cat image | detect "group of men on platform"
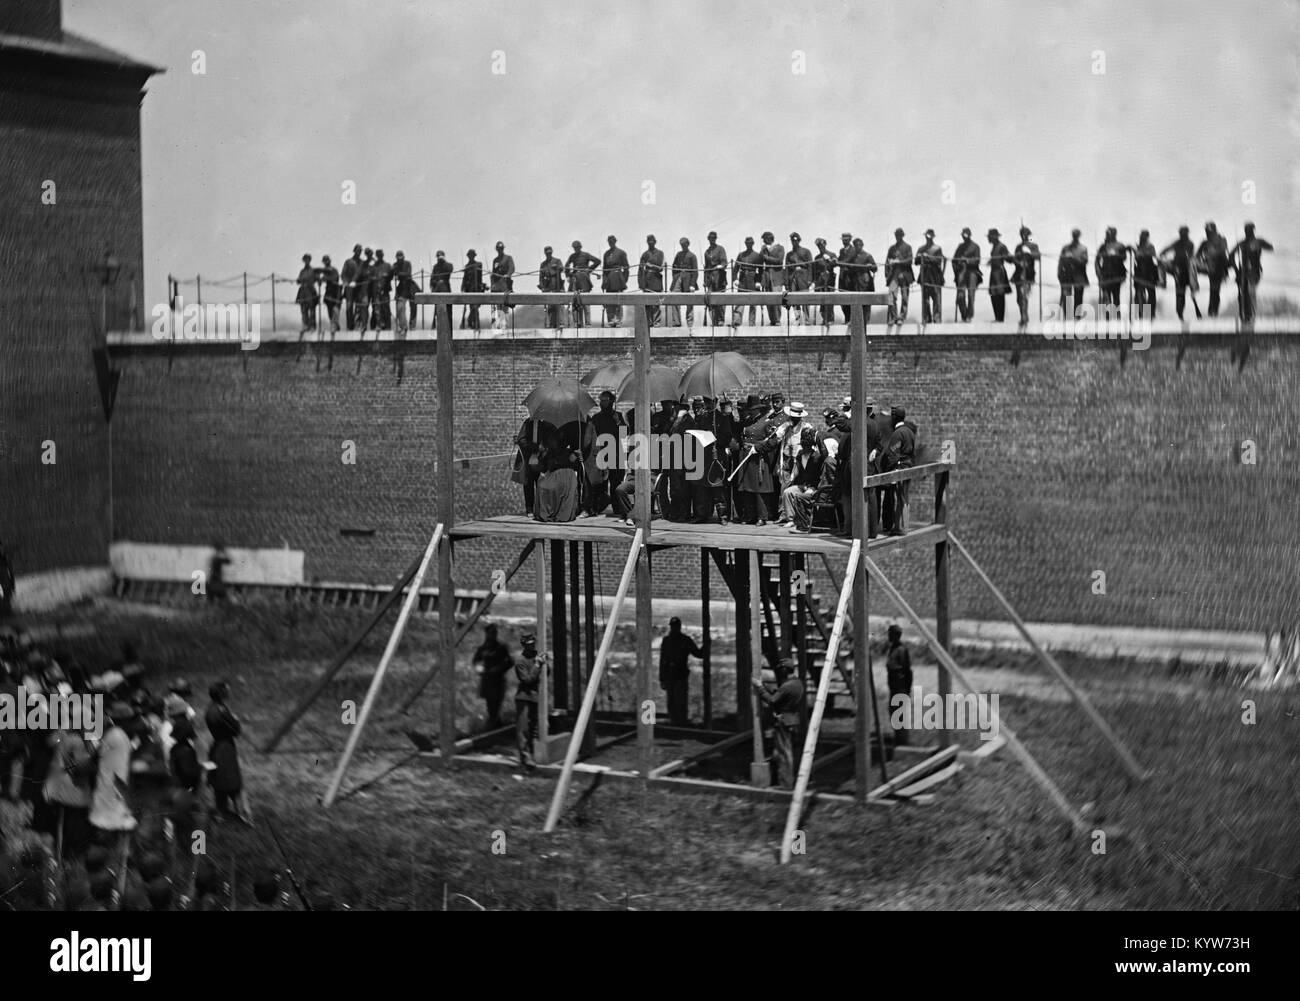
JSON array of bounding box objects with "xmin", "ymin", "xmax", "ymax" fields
[
  {"xmin": 511, "ymin": 392, "xmax": 918, "ymax": 539},
  {"xmin": 290, "ymin": 221, "xmax": 1275, "ymax": 336}
]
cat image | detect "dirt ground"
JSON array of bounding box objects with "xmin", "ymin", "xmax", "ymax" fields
[{"xmin": 6, "ymin": 595, "xmax": 1298, "ymax": 910}]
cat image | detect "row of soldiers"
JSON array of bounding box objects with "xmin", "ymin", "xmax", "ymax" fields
[{"xmin": 291, "ymin": 222, "xmax": 1275, "ymax": 335}]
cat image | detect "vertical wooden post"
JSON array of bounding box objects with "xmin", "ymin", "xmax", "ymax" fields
[
  {"xmin": 934, "ymin": 468, "xmax": 952, "ymax": 748},
  {"xmin": 778, "ymin": 553, "xmax": 793, "ymax": 658},
  {"xmin": 794, "ymin": 552, "xmax": 809, "ymax": 728},
  {"xmin": 536, "ymin": 538, "xmax": 549, "ymax": 749},
  {"xmin": 436, "ymin": 302, "xmax": 457, "ymax": 761},
  {"xmin": 633, "ymin": 302, "xmax": 654, "ymax": 778},
  {"xmin": 269, "ymin": 273, "xmax": 276, "ymax": 333},
  {"xmin": 749, "ymin": 549, "xmax": 768, "ymax": 787},
  {"xmin": 550, "ymin": 539, "xmax": 568, "ymax": 710},
  {"xmin": 735, "ymin": 549, "xmax": 751, "ymax": 728},
  {"xmin": 850, "ymin": 304, "xmax": 872, "ymax": 801},
  {"xmin": 569, "ymin": 540, "xmax": 580, "ymax": 716},
  {"xmin": 701, "ymin": 548, "xmax": 712, "ymax": 730},
  {"xmin": 582, "ymin": 541, "xmax": 597, "ymax": 756}
]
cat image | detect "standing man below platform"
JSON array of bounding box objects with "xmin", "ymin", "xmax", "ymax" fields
[
  {"xmin": 761, "ymin": 231, "xmax": 786, "ymax": 326},
  {"xmin": 514, "ymin": 632, "xmax": 543, "ymax": 772},
  {"xmin": 786, "ymin": 233, "xmax": 814, "ymax": 324},
  {"xmin": 812, "ymin": 237, "xmax": 838, "ymax": 327},
  {"xmin": 752, "ymin": 657, "xmax": 805, "ymax": 789},
  {"xmin": 1012, "ymin": 226, "xmax": 1040, "ymax": 326},
  {"xmin": 472, "ymin": 623, "xmax": 513, "ymax": 731},
  {"xmin": 1230, "ymin": 222, "xmax": 1274, "ymax": 323},
  {"xmin": 986, "ymin": 230, "xmax": 1010, "ymax": 323},
  {"xmin": 538, "ymin": 246, "xmax": 565, "ymax": 329},
  {"xmin": 885, "ymin": 624, "xmax": 913, "ymax": 746},
  {"xmin": 638, "ymin": 235, "xmax": 665, "ymax": 326},
  {"xmin": 601, "ymin": 235, "xmax": 629, "ymax": 326},
  {"xmin": 461, "ymin": 249, "xmax": 484, "ymax": 330},
  {"xmin": 703, "ymin": 232, "xmax": 728, "ymax": 326},
  {"xmin": 565, "ymin": 240, "xmax": 601, "ymax": 328},
  {"xmin": 953, "ymin": 228, "xmax": 981, "ymax": 322},
  {"xmin": 885, "ymin": 229, "xmax": 913, "ymax": 326},
  {"xmin": 670, "ymin": 237, "xmax": 698, "ymax": 328},
  {"xmin": 491, "ymin": 241, "xmax": 515, "ymax": 329},
  {"xmin": 916, "ymin": 229, "xmax": 946, "ymax": 324},
  {"xmin": 1057, "ymin": 229, "xmax": 1089, "ymax": 320},
  {"xmin": 659, "ymin": 617, "xmax": 703, "ymax": 728},
  {"xmin": 732, "ymin": 237, "xmax": 762, "ymax": 328}
]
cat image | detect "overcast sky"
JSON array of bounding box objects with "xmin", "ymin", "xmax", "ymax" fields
[{"xmin": 67, "ymin": 0, "xmax": 1299, "ymax": 299}]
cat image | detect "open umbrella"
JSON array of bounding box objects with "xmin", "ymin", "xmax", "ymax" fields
[
  {"xmin": 615, "ymin": 364, "xmax": 683, "ymax": 405},
  {"xmin": 523, "ymin": 377, "xmax": 596, "ymax": 426},
  {"xmin": 677, "ymin": 351, "xmax": 757, "ymax": 400},
  {"xmin": 580, "ymin": 360, "xmax": 633, "ymax": 391}
]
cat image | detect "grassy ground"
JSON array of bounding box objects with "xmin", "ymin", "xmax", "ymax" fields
[{"xmin": 9, "ymin": 595, "xmax": 1299, "ymax": 910}]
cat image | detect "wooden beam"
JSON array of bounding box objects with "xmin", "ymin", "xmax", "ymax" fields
[
  {"xmin": 633, "ymin": 300, "xmax": 654, "ymax": 781},
  {"xmin": 850, "ymin": 303, "xmax": 872, "ymax": 805},
  {"xmin": 863, "ymin": 460, "xmax": 957, "ymax": 489},
  {"xmin": 648, "ymin": 728, "xmax": 753, "ymax": 778},
  {"xmin": 543, "ymin": 530, "xmax": 643, "ymax": 832},
  {"xmin": 893, "ymin": 761, "xmax": 962, "ymax": 798},
  {"xmin": 263, "ymin": 550, "xmax": 422, "ymax": 752},
  {"xmin": 436, "ymin": 300, "xmax": 457, "ymax": 763},
  {"xmin": 323, "ymin": 524, "xmax": 443, "ymax": 807},
  {"xmin": 947, "ymin": 531, "xmax": 1150, "ymax": 781},
  {"xmin": 551, "ymin": 539, "xmax": 567, "ymax": 710},
  {"xmin": 701, "ymin": 548, "xmax": 712, "ymax": 730},
  {"xmin": 569, "ymin": 540, "xmax": 581, "ymax": 714},
  {"xmin": 748, "ymin": 550, "xmax": 768, "ymax": 787},
  {"xmin": 866, "ymin": 745, "xmax": 959, "ymax": 800},
  {"xmin": 536, "ymin": 541, "xmax": 549, "ymax": 749},
  {"xmin": 395, "ymin": 540, "xmax": 535, "ymax": 715},
  {"xmin": 934, "ymin": 467, "xmax": 952, "ymax": 749},
  {"xmin": 781, "ymin": 540, "xmax": 860, "ymax": 863},
  {"xmin": 811, "ymin": 742, "xmax": 855, "ymax": 773},
  {"xmin": 582, "ymin": 541, "xmax": 597, "ymax": 757},
  {"xmin": 863, "ymin": 555, "xmax": 1090, "ymax": 835}
]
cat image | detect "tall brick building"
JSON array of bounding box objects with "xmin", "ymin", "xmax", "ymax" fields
[{"xmin": 0, "ymin": 0, "xmax": 159, "ymax": 590}]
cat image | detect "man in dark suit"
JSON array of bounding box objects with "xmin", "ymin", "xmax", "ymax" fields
[
  {"xmin": 732, "ymin": 237, "xmax": 762, "ymax": 328},
  {"xmin": 659, "ymin": 617, "xmax": 703, "ymax": 727},
  {"xmin": 461, "ymin": 249, "xmax": 484, "ymax": 330},
  {"xmin": 340, "ymin": 244, "xmax": 363, "ymax": 330},
  {"xmin": 881, "ymin": 405, "xmax": 916, "ymax": 536},
  {"xmin": 670, "ymin": 237, "xmax": 698, "ymax": 328},
  {"xmin": 702, "ymin": 231, "xmax": 728, "ymax": 326},
  {"xmin": 837, "ymin": 232, "xmax": 856, "ymax": 323},
  {"xmin": 491, "ymin": 241, "xmax": 515, "ymax": 328},
  {"xmin": 538, "ymin": 246, "xmax": 565, "ymax": 328},
  {"xmin": 319, "ymin": 255, "xmax": 343, "ymax": 333},
  {"xmin": 812, "ymin": 238, "xmax": 838, "ymax": 326},
  {"xmin": 1012, "ymin": 226, "xmax": 1040, "ymax": 326},
  {"xmin": 785, "ymin": 233, "xmax": 813, "ymax": 324},
  {"xmin": 915, "ymin": 229, "xmax": 946, "ymax": 324},
  {"xmin": 689, "ymin": 396, "xmax": 734, "ymax": 524},
  {"xmin": 638, "ymin": 235, "xmax": 665, "ymax": 326},
  {"xmin": 371, "ymin": 249, "xmax": 393, "ymax": 330},
  {"xmin": 953, "ymin": 228, "xmax": 981, "ymax": 322},
  {"xmin": 1197, "ymin": 221, "xmax": 1231, "ymax": 318},
  {"xmin": 885, "ymin": 229, "xmax": 913, "ymax": 325},
  {"xmin": 601, "ymin": 235, "xmax": 629, "ymax": 326},
  {"xmin": 565, "ymin": 240, "xmax": 601, "ymax": 327},
  {"xmin": 1057, "ymin": 229, "xmax": 1089, "ymax": 320},
  {"xmin": 760, "ymin": 232, "xmax": 786, "ymax": 325},
  {"xmin": 986, "ymin": 230, "xmax": 1011, "ymax": 323}
]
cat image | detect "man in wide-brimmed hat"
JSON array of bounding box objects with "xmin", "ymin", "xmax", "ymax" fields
[
  {"xmin": 775, "ymin": 401, "xmax": 811, "ymax": 502},
  {"xmin": 986, "ymin": 229, "xmax": 1011, "ymax": 322}
]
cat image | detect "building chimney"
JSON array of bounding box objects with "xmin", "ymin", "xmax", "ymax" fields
[{"xmin": 0, "ymin": 0, "xmax": 62, "ymax": 41}]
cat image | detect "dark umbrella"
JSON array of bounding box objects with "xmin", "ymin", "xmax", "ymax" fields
[
  {"xmin": 615, "ymin": 365, "xmax": 683, "ymax": 405},
  {"xmin": 580, "ymin": 360, "xmax": 633, "ymax": 391},
  {"xmin": 523, "ymin": 377, "xmax": 596, "ymax": 426},
  {"xmin": 677, "ymin": 351, "xmax": 757, "ymax": 400}
]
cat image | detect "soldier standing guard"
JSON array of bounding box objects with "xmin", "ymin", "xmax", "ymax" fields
[
  {"xmin": 1094, "ymin": 227, "xmax": 1128, "ymax": 317},
  {"xmin": 601, "ymin": 235, "xmax": 629, "ymax": 326},
  {"xmin": 538, "ymin": 246, "xmax": 564, "ymax": 328},
  {"xmin": 1057, "ymin": 229, "xmax": 1089, "ymax": 320},
  {"xmin": 1132, "ymin": 231, "xmax": 1159, "ymax": 320},
  {"xmin": 760, "ymin": 231, "xmax": 786, "ymax": 325},
  {"xmin": 564, "ymin": 240, "xmax": 601, "ymax": 327},
  {"xmin": 1161, "ymin": 226, "xmax": 1199, "ymax": 321},
  {"xmin": 952, "ymin": 228, "xmax": 981, "ymax": 322},
  {"xmin": 1012, "ymin": 226, "xmax": 1040, "ymax": 326},
  {"xmin": 371, "ymin": 249, "xmax": 393, "ymax": 330},
  {"xmin": 986, "ymin": 230, "xmax": 1010, "ymax": 322},
  {"xmin": 461, "ymin": 249, "xmax": 484, "ymax": 329},
  {"xmin": 752, "ymin": 658, "xmax": 805, "ymax": 789},
  {"xmin": 916, "ymin": 229, "xmax": 946, "ymax": 324},
  {"xmin": 702, "ymin": 231, "xmax": 728, "ymax": 325},
  {"xmin": 659, "ymin": 617, "xmax": 703, "ymax": 727},
  {"xmin": 732, "ymin": 236, "xmax": 762, "ymax": 327},
  {"xmin": 358, "ymin": 248, "xmax": 375, "ymax": 331},
  {"xmin": 638, "ymin": 235, "xmax": 665, "ymax": 326},
  {"xmin": 1197, "ymin": 222, "xmax": 1231, "ymax": 317},
  {"xmin": 295, "ymin": 254, "xmax": 318, "ymax": 333},
  {"xmin": 471, "ymin": 623, "xmax": 513, "ymax": 730},
  {"xmin": 340, "ymin": 244, "xmax": 363, "ymax": 330},
  {"xmin": 851, "ymin": 238, "xmax": 878, "ymax": 325},
  {"xmin": 885, "ymin": 624, "xmax": 912, "ymax": 746},
  {"xmin": 1230, "ymin": 222, "xmax": 1274, "ymax": 323},
  {"xmin": 670, "ymin": 237, "xmax": 698, "ymax": 328},
  {"xmin": 319, "ymin": 255, "xmax": 342, "ymax": 333},
  {"xmin": 885, "ymin": 228, "xmax": 913, "ymax": 326},
  {"xmin": 836, "ymin": 232, "xmax": 856, "ymax": 324},
  {"xmin": 514, "ymin": 632, "xmax": 543, "ymax": 771},
  {"xmin": 812, "ymin": 237, "xmax": 837, "ymax": 327},
  {"xmin": 490, "ymin": 241, "xmax": 515, "ymax": 329},
  {"xmin": 785, "ymin": 233, "xmax": 813, "ymax": 324}
]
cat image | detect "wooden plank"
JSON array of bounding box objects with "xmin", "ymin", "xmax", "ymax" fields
[
  {"xmin": 569, "ymin": 540, "xmax": 580, "ymax": 714},
  {"xmin": 582, "ymin": 541, "xmax": 597, "ymax": 757},
  {"xmin": 934, "ymin": 467, "xmax": 952, "ymax": 749},
  {"xmin": 633, "ymin": 301, "xmax": 654, "ymax": 781},
  {"xmin": 263, "ymin": 550, "xmax": 423, "ymax": 752},
  {"xmin": 850, "ymin": 304, "xmax": 872, "ymax": 805},
  {"xmin": 551, "ymin": 539, "xmax": 568, "ymax": 710},
  {"xmin": 781, "ymin": 540, "xmax": 859, "ymax": 863},
  {"xmin": 863, "ymin": 556, "xmax": 1090, "ymax": 834},
  {"xmin": 536, "ymin": 542, "xmax": 549, "ymax": 750},
  {"xmin": 436, "ymin": 301, "xmax": 457, "ymax": 762},
  {"xmin": 863, "ymin": 460, "xmax": 957, "ymax": 489},
  {"xmin": 543, "ymin": 530, "xmax": 643, "ymax": 832},
  {"xmin": 893, "ymin": 761, "xmax": 962, "ymax": 798},
  {"xmin": 748, "ymin": 551, "xmax": 768, "ymax": 787},
  {"xmin": 810, "ymin": 742, "xmax": 855, "ymax": 772},
  {"xmin": 948, "ymin": 530, "xmax": 1150, "ymax": 781},
  {"xmin": 701, "ymin": 549, "xmax": 712, "ymax": 730},
  {"xmin": 323, "ymin": 524, "xmax": 443, "ymax": 807},
  {"xmin": 866, "ymin": 744, "xmax": 959, "ymax": 800},
  {"xmin": 415, "ymin": 291, "xmax": 891, "ymax": 308},
  {"xmin": 649, "ymin": 728, "xmax": 753, "ymax": 778}
]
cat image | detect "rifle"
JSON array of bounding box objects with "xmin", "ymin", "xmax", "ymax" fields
[{"xmin": 266, "ymin": 817, "xmax": 314, "ymax": 911}]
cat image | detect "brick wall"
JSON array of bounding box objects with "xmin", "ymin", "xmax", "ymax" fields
[{"xmin": 106, "ymin": 330, "xmax": 1300, "ymax": 633}]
